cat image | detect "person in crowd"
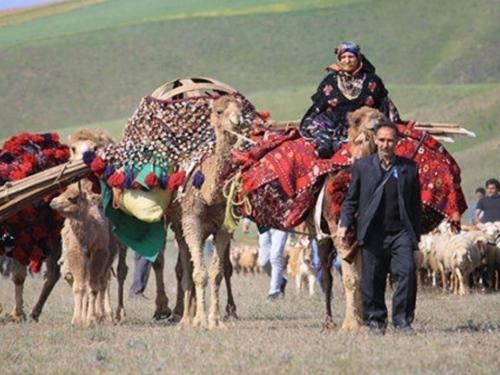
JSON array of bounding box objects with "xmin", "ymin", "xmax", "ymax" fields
[
  {"xmin": 470, "ymin": 187, "xmax": 485, "ymax": 224},
  {"xmin": 257, "ymin": 228, "xmax": 289, "ymax": 302},
  {"xmin": 476, "ymin": 178, "xmax": 500, "ymax": 224}
]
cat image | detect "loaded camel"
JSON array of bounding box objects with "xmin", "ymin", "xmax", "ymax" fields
[
  {"xmin": 309, "ymin": 107, "xmax": 383, "ymax": 331},
  {"xmin": 171, "ymin": 95, "xmax": 246, "ymax": 329}
]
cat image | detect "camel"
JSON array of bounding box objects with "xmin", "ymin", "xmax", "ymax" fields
[
  {"xmin": 66, "ymin": 128, "xmax": 129, "ymax": 321},
  {"xmin": 173, "ymin": 95, "xmax": 246, "ymax": 329},
  {"xmin": 50, "ymin": 181, "xmax": 114, "ymax": 325},
  {"xmin": 305, "ymin": 107, "xmax": 386, "ymax": 331},
  {"xmin": 7, "ymin": 222, "xmax": 62, "ymax": 322}
]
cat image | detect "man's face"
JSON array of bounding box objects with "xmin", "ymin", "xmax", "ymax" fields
[
  {"xmin": 475, "ymin": 191, "xmax": 485, "ymax": 201},
  {"xmin": 486, "ymin": 184, "xmax": 499, "ymax": 197},
  {"xmin": 375, "ymin": 126, "xmax": 397, "ymax": 159},
  {"xmin": 339, "ymin": 52, "xmax": 360, "ymax": 73}
]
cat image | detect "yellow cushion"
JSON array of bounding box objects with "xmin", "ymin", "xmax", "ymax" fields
[{"xmin": 119, "ymin": 188, "xmax": 172, "ymax": 223}]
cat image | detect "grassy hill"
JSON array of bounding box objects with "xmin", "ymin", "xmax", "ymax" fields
[{"xmin": 0, "ymin": 0, "xmax": 499, "ymax": 205}]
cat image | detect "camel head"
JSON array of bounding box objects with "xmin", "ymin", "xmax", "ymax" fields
[
  {"xmin": 347, "ymin": 107, "xmax": 388, "ymax": 159},
  {"xmin": 210, "ymin": 96, "xmax": 244, "ymax": 143},
  {"xmin": 68, "ymin": 128, "xmax": 114, "ymax": 161},
  {"xmin": 50, "ymin": 181, "xmax": 95, "ymax": 218}
]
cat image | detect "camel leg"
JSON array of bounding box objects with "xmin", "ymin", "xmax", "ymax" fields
[
  {"xmin": 318, "ymin": 238, "xmax": 336, "ymax": 331},
  {"xmin": 208, "ymin": 231, "xmax": 230, "ymax": 329},
  {"xmin": 170, "ymin": 221, "xmax": 190, "ymax": 320},
  {"xmin": 87, "ymin": 253, "xmax": 107, "ymax": 325},
  {"xmin": 340, "ymin": 252, "xmax": 364, "ymax": 331},
  {"xmin": 71, "ymin": 280, "xmax": 86, "ymax": 326},
  {"xmin": 115, "ymin": 243, "xmax": 127, "ymax": 321},
  {"xmin": 223, "ymin": 242, "xmax": 238, "ymax": 320},
  {"xmin": 178, "ymin": 240, "xmax": 195, "ymax": 327},
  {"xmin": 308, "ymin": 274, "xmax": 316, "ymax": 296},
  {"xmin": 30, "ymin": 240, "xmax": 62, "ymax": 321},
  {"xmin": 295, "ymin": 274, "xmax": 301, "ymax": 295},
  {"xmin": 183, "ymin": 215, "xmax": 208, "ymax": 328},
  {"xmin": 102, "ymin": 273, "xmax": 113, "ymax": 322},
  {"xmin": 86, "ymin": 285, "xmax": 98, "ymax": 326},
  {"xmin": 10, "ymin": 259, "xmax": 27, "ymax": 322},
  {"xmin": 172, "ymin": 251, "xmax": 184, "ymax": 319},
  {"xmin": 152, "ymin": 250, "xmax": 172, "ymax": 320}
]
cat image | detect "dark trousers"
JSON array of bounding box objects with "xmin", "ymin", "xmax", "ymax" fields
[
  {"xmin": 129, "ymin": 253, "xmax": 152, "ymax": 296},
  {"xmin": 362, "ymin": 229, "xmax": 417, "ymax": 326}
]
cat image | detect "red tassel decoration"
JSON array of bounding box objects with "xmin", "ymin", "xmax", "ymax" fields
[
  {"xmin": 145, "ymin": 172, "xmax": 159, "ymax": 189},
  {"xmin": 90, "ymin": 156, "xmax": 106, "ymax": 175},
  {"xmin": 107, "ymin": 171, "xmax": 126, "ymax": 188},
  {"xmin": 167, "ymin": 170, "xmax": 186, "ymax": 191}
]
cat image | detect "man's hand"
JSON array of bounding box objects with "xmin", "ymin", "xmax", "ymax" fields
[{"xmin": 336, "ymin": 226, "xmax": 347, "ymax": 240}]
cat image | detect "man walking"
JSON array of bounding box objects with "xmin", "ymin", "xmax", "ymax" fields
[
  {"xmin": 257, "ymin": 228, "xmax": 289, "ymax": 302},
  {"xmin": 337, "ymin": 120, "xmax": 421, "ymax": 334}
]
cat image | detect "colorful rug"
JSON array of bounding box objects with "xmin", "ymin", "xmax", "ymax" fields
[
  {"xmin": 0, "ymin": 133, "xmax": 69, "ymax": 272},
  {"xmin": 234, "ymin": 123, "xmax": 467, "ymax": 233}
]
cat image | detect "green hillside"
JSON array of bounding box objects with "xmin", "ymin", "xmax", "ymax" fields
[{"xmin": 0, "ymin": 0, "xmax": 499, "ymax": 205}]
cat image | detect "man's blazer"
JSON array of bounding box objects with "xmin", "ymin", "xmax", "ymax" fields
[{"xmin": 339, "ymin": 154, "xmax": 422, "ymax": 247}]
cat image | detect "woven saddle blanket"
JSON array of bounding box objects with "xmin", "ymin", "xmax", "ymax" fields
[{"xmin": 234, "ymin": 124, "xmax": 467, "ymax": 232}]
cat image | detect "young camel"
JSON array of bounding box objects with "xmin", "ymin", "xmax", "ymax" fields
[
  {"xmin": 67, "ymin": 128, "xmax": 129, "ymax": 321},
  {"xmin": 50, "ymin": 181, "xmax": 114, "ymax": 325},
  {"xmin": 177, "ymin": 95, "xmax": 246, "ymax": 329}
]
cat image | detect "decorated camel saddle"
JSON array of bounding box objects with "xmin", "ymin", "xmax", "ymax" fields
[
  {"xmin": 225, "ymin": 107, "xmax": 467, "ymax": 237},
  {"xmin": 81, "ymin": 77, "xmax": 266, "ymax": 260}
]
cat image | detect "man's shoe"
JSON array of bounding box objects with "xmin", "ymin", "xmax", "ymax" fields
[
  {"xmin": 366, "ymin": 320, "xmax": 386, "ymax": 335},
  {"xmin": 280, "ymin": 278, "xmax": 287, "ymax": 295},
  {"xmin": 394, "ymin": 323, "xmax": 414, "ymax": 335},
  {"xmin": 266, "ymin": 292, "xmax": 284, "ymax": 303}
]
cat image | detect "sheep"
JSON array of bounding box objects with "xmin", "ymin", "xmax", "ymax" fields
[
  {"xmin": 285, "ymin": 238, "xmax": 316, "ymax": 296},
  {"xmin": 238, "ymin": 245, "xmax": 260, "ymax": 274}
]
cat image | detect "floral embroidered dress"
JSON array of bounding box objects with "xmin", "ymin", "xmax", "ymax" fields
[{"xmin": 300, "ymin": 57, "xmax": 400, "ymax": 158}]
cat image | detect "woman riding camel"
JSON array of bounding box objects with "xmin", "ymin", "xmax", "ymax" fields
[{"xmin": 300, "ymin": 41, "xmax": 400, "ymax": 158}]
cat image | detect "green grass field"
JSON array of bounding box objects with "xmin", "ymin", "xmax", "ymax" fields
[
  {"xmin": 1, "ymin": 249, "xmax": 500, "ymax": 375},
  {"xmin": 0, "ymin": 0, "xmax": 498, "ymax": 203}
]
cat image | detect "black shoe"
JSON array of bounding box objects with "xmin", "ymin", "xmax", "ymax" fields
[
  {"xmin": 394, "ymin": 322, "xmax": 414, "ymax": 335},
  {"xmin": 266, "ymin": 292, "xmax": 284, "ymax": 303},
  {"xmin": 280, "ymin": 278, "xmax": 287, "ymax": 295},
  {"xmin": 366, "ymin": 320, "xmax": 386, "ymax": 335}
]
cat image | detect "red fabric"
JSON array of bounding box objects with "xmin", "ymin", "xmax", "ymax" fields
[
  {"xmin": 0, "ymin": 132, "xmax": 67, "ymax": 270},
  {"xmin": 145, "ymin": 172, "xmax": 159, "ymax": 189},
  {"xmin": 236, "ymin": 123, "xmax": 467, "ymax": 232},
  {"xmin": 168, "ymin": 170, "xmax": 186, "ymax": 191},
  {"xmin": 107, "ymin": 171, "xmax": 126, "ymax": 188}
]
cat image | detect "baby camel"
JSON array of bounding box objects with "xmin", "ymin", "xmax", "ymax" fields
[{"xmin": 50, "ymin": 181, "xmax": 113, "ymax": 325}]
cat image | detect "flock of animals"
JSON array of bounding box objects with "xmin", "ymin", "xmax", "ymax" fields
[{"xmin": 417, "ymin": 221, "xmax": 500, "ymax": 294}]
